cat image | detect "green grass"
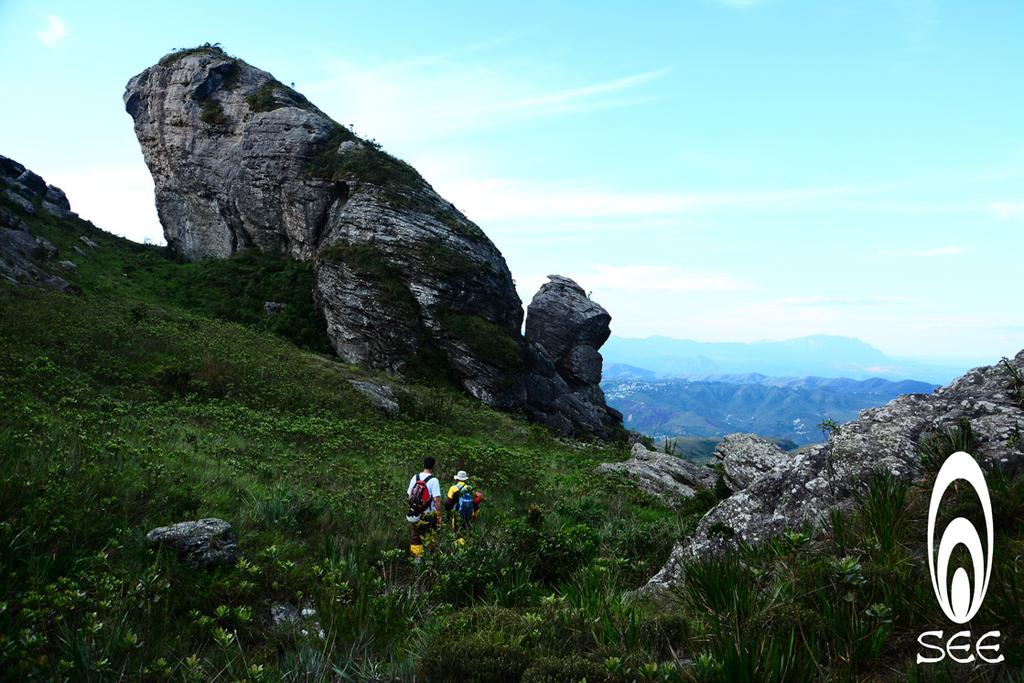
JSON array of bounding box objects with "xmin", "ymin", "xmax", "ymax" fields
[
  {"xmin": 3, "ymin": 200, "xmax": 1023, "ymax": 680},
  {"xmin": 246, "ymin": 80, "xmax": 314, "ymax": 114},
  {"xmin": 438, "ymin": 311, "xmax": 525, "ymax": 371},
  {"xmin": 0, "ymin": 206, "xmax": 699, "ymax": 680}
]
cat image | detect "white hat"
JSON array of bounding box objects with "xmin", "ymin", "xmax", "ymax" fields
[{"xmin": 454, "ymin": 470, "xmax": 468, "ymax": 481}]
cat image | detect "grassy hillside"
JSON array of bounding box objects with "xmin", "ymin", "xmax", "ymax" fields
[
  {"xmin": 0, "ymin": 209, "xmax": 705, "ymax": 681},
  {"xmin": 2, "ymin": 204, "xmax": 1023, "ymax": 681}
]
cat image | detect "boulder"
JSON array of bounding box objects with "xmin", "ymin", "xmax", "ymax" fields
[
  {"xmin": 349, "ymin": 380, "xmax": 400, "ymax": 415},
  {"xmin": 263, "ymin": 301, "xmax": 285, "ymax": 315},
  {"xmin": 644, "ymin": 351, "xmax": 1024, "ymax": 594},
  {"xmin": 598, "ymin": 442, "xmax": 718, "ymax": 506},
  {"xmin": 524, "ymin": 275, "xmax": 621, "ymax": 438},
  {"xmin": 714, "ymin": 433, "xmax": 791, "ymax": 491},
  {"xmin": 145, "ymin": 518, "xmax": 239, "ymax": 568}
]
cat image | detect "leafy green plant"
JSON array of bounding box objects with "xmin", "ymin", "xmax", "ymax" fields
[{"xmin": 1001, "ymin": 356, "xmax": 1024, "ymax": 408}]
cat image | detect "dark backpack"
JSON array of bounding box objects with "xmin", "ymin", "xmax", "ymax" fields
[{"xmin": 408, "ymin": 474, "xmax": 436, "ymax": 518}]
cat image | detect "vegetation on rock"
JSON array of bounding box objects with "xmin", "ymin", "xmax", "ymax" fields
[
  {"xmin": 307, "ymin": 125, "xmax": 422, "ymax": 188},
  {"xmin": 439, "ymin": 311, "xmax": 525, "ymax": 371}
]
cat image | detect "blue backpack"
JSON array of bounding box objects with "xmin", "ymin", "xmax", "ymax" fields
[{"xmin": 453, "ymin": 483, "xmax": 475, "ymax": 525}]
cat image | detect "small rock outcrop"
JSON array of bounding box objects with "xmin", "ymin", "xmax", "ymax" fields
[
  {"xmin": 598, "ymin": 442, "xmax": 718, "ymax": 506},
  {"xmin": 713, "ymin": 434, "xmax": 791, "ymax": 491},
  {"xmin": 124, "ymin": 46, "xmax": 621, "ymax": 438},
  {"xmin": 645, "ymin": 351, "xmax": 1024, "ymax": 593},
  {"xmin": 349, "ymin": 380, "xmax": 400, "ymax": 415},
  {"xmin": 0, "ymin": 154, "xmax": 75, "ymax": 291},
  {"xmin": 145, "ymin": 518, "xmax": 239, "ymax": 568}
]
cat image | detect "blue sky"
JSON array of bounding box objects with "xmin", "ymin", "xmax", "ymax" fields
[{"xmin": 1, "ymin": 1, "xmax": 1022, "ymax": 363}]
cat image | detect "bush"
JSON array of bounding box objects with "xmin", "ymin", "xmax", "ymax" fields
[
  {"xmin": 417, "ymin": 634, "xmax": 530, "ymax": 682},
  {"xmin": 199, "ymin": 99, "xmax": 228, "ymax": 126},
  {"xmin": 246, "ymin": 82, "xmax": 280, "ymax": 112}
]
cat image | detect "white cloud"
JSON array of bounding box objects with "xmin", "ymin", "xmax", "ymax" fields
[
  {"xmin": 774, "ymin": 296, "xmax": 913, "ymax": 307},
  {"xmin": 302, "ymin": 57, "xmax": 666, "ymax": 146},
  {"xmin": 47, "ymin": 165, "xmax": 164, "ymax": 245},
  {"xmin": 988, "ymin": 201, "xmax": 1024, "ymax": 220},
  {"xmin": 35, "ymin": 15, "xmax": 66, "ymax": 48},
  {"xmin": 878, "ymin": 245, "xmax": 964, "ymax": 258},
  {"xmin": 521, "ymin": 265, "xmax": 748, "ymax": 300},
  {"xmin": 414, "ymin": 164, "xmax": 854, "ymax": 226},
  {"xmin": 909, "ymin": 245, "xmax": 963, "ymax": 257}
]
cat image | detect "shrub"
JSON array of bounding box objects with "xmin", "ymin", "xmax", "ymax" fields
[
  {"xmin": 199, "ymin": 99, "xmax": 228, "ymax": 126},
  {"xmin": 416, "ymin": 634, "xmax": 530, "ymax": 682},
  {"xmin": 246, "ymin": 82, "xmax": 280, "ymax": 112}
]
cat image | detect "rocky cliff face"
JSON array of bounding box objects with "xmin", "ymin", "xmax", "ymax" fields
[
  {"xmin": 643, "ymin": 350, "xmax": 1024, "ymax": 593},
  {"xmin": 124, "ymin": 46, "xmax": 621, "ymax": 437},
  {"xmin": 0, "ymin": 155, "xmax": 76, "ymax": 291}
]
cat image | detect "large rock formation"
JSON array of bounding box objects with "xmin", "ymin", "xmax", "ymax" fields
[
  {"xmin": 523, "ymin": 276, "xmax": 622, "ymax": 439},
  {"xmin": 644, "ymin": 350, "xmax": 1024, "ymax": 593},
  {"xmin": 0, "ymin": 155, "xmax": 75, "ymax": 291},
  {"xmin": 124, "ymin": 45, "xmax": 621, "ymax": 437}
]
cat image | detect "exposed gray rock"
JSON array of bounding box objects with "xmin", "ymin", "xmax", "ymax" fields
[
  {"xmin": 349, "ymin": 380, "xmax": 400, "ymax": 415},
  {"xmin": 645, "ymin": 351, "xmax": 1024, "ymax": 594},
  {"xmin": 0, "ymin": 154, "xmax": 77, "ymax": 221},
  {"xmin": 79, "ymin": 236, "xmax": 98, "ymax": 249},
  {"xmin": 524, "ymin": 275, "xmax": 620, "ymax": 438},
  {"xmin": 57, "ymin": 260, "xmax": 77, "ymax": 271},
  {"xmin": 263, "ymin": 301, "xmax": 285, "ymax": 314},
  {"xmin": 714, "ymin": 433, "xmax": 791, "ymax": 491},
  {"xmin": 145, "ymin": 518, "xmax": 239, "ymax": 568},
  {"xmin": 598, "ymin": 442, "xmax": 718, "ymax": 506},
  {"xmin": 0, "ymin": 227, "xmax": 70, "ymax": 291},
  {"xmin": 124, "ymin": 46, "xmax": 621, "ymax": 439},
  {"xmin": 0, "ymin": 205, "xmax": 28, "ymax": 232},
  {"xmin": 0, "ymin": 155, "xmax": 77, "ymax": 291},
  {"xmin": 3, "ymin": 189, "xmax": 34, "ymax": 215},
  {"xmin": 271, "ymin": 603, "xmax": 323, "ymax": 638}
]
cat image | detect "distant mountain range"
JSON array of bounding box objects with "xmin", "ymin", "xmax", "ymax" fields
[
  {"xmin": 601, "ymin": 335, "xmax": 969, "ymax": 385},
  {"xmin": 602, "ymin": 374, "xmax": 939, "ymax": 445}
]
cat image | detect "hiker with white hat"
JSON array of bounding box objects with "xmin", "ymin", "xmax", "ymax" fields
[{"xmin": 444, "ymin": 470, "xmax": 484, "ymax": 543}]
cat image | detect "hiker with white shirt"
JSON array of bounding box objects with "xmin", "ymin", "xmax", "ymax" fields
[{"xmin": 406, "ymin": 456, "xmax": 442, "ymax": 558}]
